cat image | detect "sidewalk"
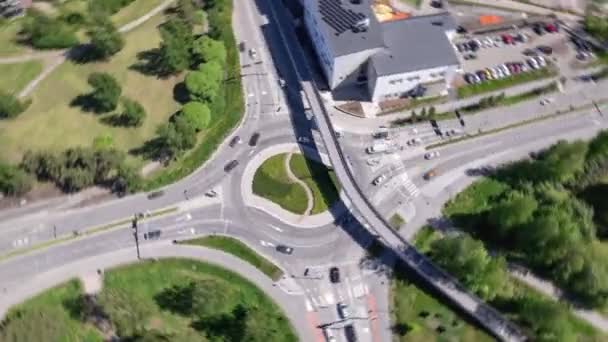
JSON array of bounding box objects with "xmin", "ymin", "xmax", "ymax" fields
[
  {"xmin": 0, "ymin": 242, "xmax": 314, "ymax": 342},
  {"xmin": 240, "ymin": 143, "xmax": 346, "ymax": 228}
]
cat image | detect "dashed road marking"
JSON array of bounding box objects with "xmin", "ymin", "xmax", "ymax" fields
[{"xmin": 269, "ymin": 224, "xmax": 284, "ymax": 232}]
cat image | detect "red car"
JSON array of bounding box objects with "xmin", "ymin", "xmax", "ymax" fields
[
  {"xmin": 545, "ymin": 23, "xmax": 558, "ymax": 33},
  {"xmin": 502, "ymin": 34, "xmax": 514, "ymax": 45}
]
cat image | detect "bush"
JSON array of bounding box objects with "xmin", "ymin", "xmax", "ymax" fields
[
  {"xmin": 87, "ymin": 15, "xmax": 124, "ymax": 60},
  {"xmin": 0, "ymin": 162, "xmax": 33, "ymax": 196},
  {"xmin": 118, "ymin": 98, "xmax": 146, "ymax": 127},
  {"xmin": 22, "ymin": 12, "xmax": 79, "ymax": 49},
  {"xmin": 87, "ymin": 72, "xmax": 122, "ymax": 113},
  {"xmin": 181, "ymin": 101, "xmax": 210, "ymax": 131},
  {"xmin": 0, "ymin": 91, "xmax": 29, "ymax": 119}
]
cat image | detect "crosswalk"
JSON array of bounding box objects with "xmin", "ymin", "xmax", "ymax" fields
[
  {"xmin": 302, "ymin": 274, "xmax": 369, "ymax": 312},
  {"xmin": 401, "ymin": 173, "xmax": 420, "ymax": 198}
]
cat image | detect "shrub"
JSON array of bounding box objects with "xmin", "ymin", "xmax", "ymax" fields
[{"xmin": 0, "ymin": 91, "xmax": 29, "ymax": 119}]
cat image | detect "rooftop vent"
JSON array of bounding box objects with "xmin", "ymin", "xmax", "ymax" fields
[
  {"xmin": 350, "ymin": 0, "xmax": 362, "ymax": 4},
  {"xmin": 431, "ymin": 20, "xmax": 444, "ymax": 26},
  {"xmin": 352, "ymin": 17, "xmax": 370, "ymax": 32}
]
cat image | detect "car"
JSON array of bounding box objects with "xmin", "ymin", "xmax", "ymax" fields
[
  {"xmin": 527, "ymin": 58, "xmax": 539, "ymax": 69},
  {"xmin": 430, "ymin": 0, "xmax": 443, "ymax": 8},
  {"xmin": 248, "ymin": 132, "xmax": 260, "ymax": 146},
  {"xmin": 366, "ymin": 158, "xmax": 380, "ymax": 166},
  {"xmin": 532, "ymin": 23, "xmax": 544, "ymax": 35},
  {"xmin": 297, "ymin": 136, "xmax": 310, "ymax": 143},
  {"xmin": 323, "ymin": 328, "xmax": 337, "ymax": 342},
  {"xmin": 407, "ymin": 137, "xmax": 423, "ymax": 146},
  {"xmin": 536, "ymin": 45, "xmax": 553, "ymax": 55},
  {"xmin": 337, "ymin": 302, "xmax": 350, "ymax": 319},
  {"xmin": 540, "ymin": 97, "xmax": 554, "ymax": 105},
  {"xmin": 278, "ymin": 78, "xmax": 286, "ymax": 88},
  {"xmin": 329, "ymin": 267, "xmax": 340, "ymax": 283},
  {"xmin": 224, "ymin": 160, "xmax": 239, "ymax": 172},
  {"xmin": 423, "ymin": 169, "xmax": 437, "ymax": 180},
  {"xmin": 463, "ymin": 53, "xmax": 477, "ymax": 60},
  {"xmin": 456, "ymin": 43, "xmax": 465, "ymax": 52},
  {"xmin": 344, "ymin": 324, "xmax": 357, "ymax": 342},
  {"xmin": 534, "ymin": 55, "xmax": 547, "ymax": 67},
  {"xmin": 545, "ymin": 23, "xmax": 558, "ymax": 33},
  {"xmin": 143, "ymin": 230, "xmax": 162, "ymax": 240},
  {"xmin": 229, "ymin": 136, "xmax": 241, "ymax": 147},
  {"xmin": 483, "ymin": 37, "xmax": 494, "ymax": 48},
  {"xmin": 205, "ymin": 189, "xmax": 218, "ymax": 197},
  {"xmin": 372, "ymin": 174, "xmax": 388, "ymax": 186},
  {"xmin": 476, "ymin": 70, "xmax": 486, "ymax": 81},
  {"xmin": 248, "ymin": 48, "xmax": 257, "ymax": 59},
  {"xmin": 523, "ymin": 48, "xmax": 538, "ymax": 56},
  {"xmin": 276, "ymin": 244, "xmax": 294, "ymax": 255},
  {"xmin": 238, "ymin": 41, "xmax": 246, "ymax": 52},
  {"xmin": 500, "ymin": 64, "xmax": 511, "ymax": 76},
  {"xmin": 424, "ymin": 151, "xmax": 440, "ymax": 160},
  {"xmin": 502, "ymin": 34, "xmax": 514, "ymax": 45},
  {"xmin": 147, "ymin": 190, "xmax": 164, "ymax": 200}
]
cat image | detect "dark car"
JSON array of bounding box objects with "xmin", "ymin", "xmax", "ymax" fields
[
  {"xmin": 536, "ymin": 45, "xmax": 553, "ymax": 55},
  {"xmin": 522, "ymin": 48, "xmax": 538, "ymax": 56},
  {"xmin": 430, "ymin": 0, "xmax": 443, "ymax": 8},
  {"xmin": 532, "ymin": 24, "xmax": 544, "ymax": 35},
  {"xmin": 344, "ymin": 324, "xmax": 357, "ymax": 342},
  {"xmin": 276, "ymin": 244, "xmax": 294, "ymax": 255},
  {"xmin": 407, "ymin": 84, "xmax": 426, "ymax": 98},
  {"xmin": 229, "ymin": 136, "xmax": 241, "ymax": 147},
  {"xmin": 144, "ymin": 230, "xmax": 162, "ymax": 240},
  {"xmin": 329, "ymin": 267, "xmax": 340, "ymax": 283},
  {"xmin": 224, "ymin": 160, "xmax": 239, "ymax": 172},
  {"xmin": 147, "ymin": 190, "xmax": 165, "ymax": 200},
  {"xmin": 238, "ymin": 42, "xmax": 246, "ymax": 52},
  {"xmin": 249, "ymin": 132, "xmax": 260, "ymax": 146}
]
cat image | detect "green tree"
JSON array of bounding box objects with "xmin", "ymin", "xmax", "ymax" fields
[
  {"xmin": 585, "ymin": 15, "xmax": 608, "ymax": 42},
  {"xmin": 181, "ymin": 101, "xmax": 211, "ymax": 131},
  {"xmin": 0, "ymin": 91, "xmax": 29, "ymax": 119},
  {"xmin": 119, "ymin": 98, "xmax": 146, "ymax": 127},
  {"xmin": 175, "ymin": 0, "xmax": 197, "ymax": 25},
  {"xmin": 59, "ymin": 167, "xmax": 95, "ymax": 193},
  {"xmin": 87, "ymin": 72, "xmax": 122, "ymax": 113},
  {"xmin": 587, "ymin": 130, "xmax": 608, "ymax": 164},
  {"xmin": 22, "ymin": 12, "xmax": 79, "ymax": 49},
  {"xmin": 157, "ymin": 17, "xmax": 194, "ymax": 75},
  {"xmin": 98, "ymin": 288, "xmax": 152, "ymax": 338},
  {"xmin": 520, "ymin": 297, "xmax": 576, "ymax": 342},
  {"xmin": 487, "ymin": 191, "xmax": 538, "ymax": 239},
  {"xmin": 193, "ymin": 36, "xmax": 227, "ymax": 65},
  {"xmin": 157, "ymin": 116, "xmax": 197, "ymax": 159},
  {"xmin": 185, "ymin": 61, "xmax": 223, "ymax": 102},
  {"xmin": 0, "ymin": 162, "xmax": 33, "ymax": 196},
  {"xmin": 112, "ymin": 163, "xmax": 142, "ymax": 195},
  {"xmin": 539, "ymin": 140, "xmax": 588, "ymax": 183},
  {"xmin": 88, "ymin": 14, "xmax": 125, "ymax": 60}
]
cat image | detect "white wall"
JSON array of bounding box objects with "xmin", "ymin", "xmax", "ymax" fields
[{"xmin": 369, "ymin": 64, "xmax": 459, "ymax": 102}]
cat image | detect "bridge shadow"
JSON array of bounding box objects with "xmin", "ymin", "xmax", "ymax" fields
[{"xmin": 251, "ymin": 0, "xmax": 507, "ymax": 339}]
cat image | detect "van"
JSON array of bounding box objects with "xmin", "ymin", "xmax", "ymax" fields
[{"xmin": 366, "ymin": 143, "xmax": 388, "ymax": 154}]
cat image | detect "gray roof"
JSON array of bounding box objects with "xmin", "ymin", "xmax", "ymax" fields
[
  {"xmin": 371, "ymin": 13, "xmax": 460, "ymax": 76},
  {"xmin": 309, "ymin": 0, "xmax": 385, "ymax": 57}
]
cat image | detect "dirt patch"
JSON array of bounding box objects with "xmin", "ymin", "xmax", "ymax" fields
[{"xmin": 0, "ymin": 182, "xmax": 62, "ymax": 210}]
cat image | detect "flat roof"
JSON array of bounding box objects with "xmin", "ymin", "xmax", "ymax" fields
[
  {"xmin": 309, "ymin": 0, "xmax": 385, "ymax": 57},
  {"xmin": 371, "ymin": 13, "xmax": 460, "ymax": 76}
]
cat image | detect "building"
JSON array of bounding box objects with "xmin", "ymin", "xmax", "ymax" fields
[
  {"xmin": 302, "ymin": 0, "xmax": 461, "ymax": 102},
  {"xmin": 0, "ymin": 0, "xmax": 31, "ymax": 18}
]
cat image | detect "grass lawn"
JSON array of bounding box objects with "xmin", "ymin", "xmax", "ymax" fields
[
  {"xmin": 0, "ymin": 18, "xmax": 27, "ymax": 56},
  {"xmin": 289, "ymin": 153, "xmax": 341, "ymax": 214},
  {"xmin": 0, "ymin": 280, "xmax": 103, "ymax": 342},
  {"xmin": 181, "ymin": 235, "xmax": 283, "ymax": 280},
  {"xmin": 0, "ymin": 60, "xmax": 43, "ymax": 95},
  {"xmin": 252, "ymin": 153, "xmax": 308, "ymax": 215},
  {"xmin": 100, "ymin": 259, "xmax": 297, "ymax": 341},
  {"xmin": 457, "ymin": 68, "xmax": 557, "ymax": 98},
  {"xmin": 111, "ymin": 0, "xmax": 167, "ymax": 28},
  {"xmin": 0, "ymin": 13, "xmax": 180, "ymax": 164},
  {"xmin": 399, "ymin": 0, "xmax": 423, "ymax": 8},
  {"xmin": 443, "ymin": 178, "xmax": 509, "ymax": 217},
  {"xmin": 391, "ymin": 272, "xmax": 493, "ymax": 342}
]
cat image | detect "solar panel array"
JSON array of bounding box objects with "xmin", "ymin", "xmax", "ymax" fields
[{"xmin": 319, "ymin": 0, "xmax": 366, "ymax": 35}]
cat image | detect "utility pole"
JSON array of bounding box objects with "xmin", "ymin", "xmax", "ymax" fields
[
  {"xmin": 53, "ymin": 225, "xmax": 57, "ymax": 239},
  {"xmin": 132, "ymin": 215, "xmax": 141, "ymax": 260}
]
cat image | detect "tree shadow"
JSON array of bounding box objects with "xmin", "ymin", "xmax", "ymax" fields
[
  {"xmin": 154, "ymin": 282, "xmax": 196, "ymax": 316},
  {"xmin": 129, "ymin": 136, "xmax": 171, "ymax": 162},
  {"xmin": 173, "ymin": 82, "xmax": 190, "ymax": 104},
  {"xmin": 70, "ymin": 94, "xmax": 103, "ymax": 114},
  {"xmin": 129, "ymin": 48, "xmax": 173, "ymax": 78},
  {"xmin": 191, "ymin": 304, "xmax": 248, "ymax": 341}
]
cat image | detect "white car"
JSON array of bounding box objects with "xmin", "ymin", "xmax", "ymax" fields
[
  {"xmin": 337, "ymin": 302, "xmax": 350, "ymax": 319},
  {"xmin": 540, "ymin": 97, "xmax": 554, "ymax": 105},
  {"xmin": 323, "ymin": 328, "xmax": 336, "ymax": 342},
  {"xmin": 248, "ymin": 48, "xmax": 257, "ymax": 59},
  {"xmin": 297, "ymin": 136, "xmax": 310, "ymax": 143},
  {"xmin": 205, "ymin": 190, "xmax": 218, "ymax": 197},
  {"xmin": 278, "ymin": 78, "xmax": 286, "ymax": 88},
  {"xmin": 372, "ymin": 174, "xmax": 388, "ymax": 186},
  {"xmin": 366, "ymin": 159, "xmax": 380, "ymax": 166},
  {"xmin": 407, "ymin": 138, "xmax": 423, "ymax": 146},
  {"xmin": 424, "ymin": 151, "xmax": 440, "ymax": 160}
]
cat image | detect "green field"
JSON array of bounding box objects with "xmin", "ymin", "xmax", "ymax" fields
[
  {"xmin": 289, "ymin": 153, "xmax": 340, "ymax": 214},
  {"xmin": 0, "ymin": 280, "xmax": 103, "ymax": 341},
  {"xmin": 0, "ymin": 61, "xmax": 43, "ymax": 95},
  {"xmin": 457, "ymin": 68, "xmax": 556, "ymax": 98},
  {"xmin": 111, "ymin": 0, "xmax": 167, "ymax": 28},
  {"xmin": 252, "ymin": 153, "xmax": 309, "ymax": 214},
  {"xmin": 181, "ymin": 235, "xmax": 283, "ymax": 280},
  {"xmin": 0, "ymin": 18, "xmax": 27, "ymax": 56},
  {"xmin": 391, "ymin": 271, "xmax": 494, "ymax": 342},
  {"xmin": 0, "ymin": 13, "xmax": 180, "ymax": 163}
]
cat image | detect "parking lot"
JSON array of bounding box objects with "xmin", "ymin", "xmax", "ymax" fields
[{"xmin": 451, "ymin": 21, "xmax": 585, "ymax": 85}]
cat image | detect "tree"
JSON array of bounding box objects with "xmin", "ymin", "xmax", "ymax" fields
[
  {"xmin": 487, "ymin": 191, "xmax": 538, "ymax": 240},
  {"xmin": 21, "ymin": 151, "xmax": 65, "ymax": 181},
  {"xmin": 420, "ymin": 107, "xmax": 427, "ymax": 117},
  {"xmin": 185, "ymin": 61, "xmax": 223, "ymax": 102},
  {"xmin": 21, "ymin": 12, "xmax": 79, "ymax": 49},
  {"xmin": 181, "ymin": 101, "xmax": 211, "ymax": 131},
  {"xmin": 520, "ymin": 297, "xmax": 576, "ymax": 342},
  {"xmin": 59, "ymin": 167, "xmax": 94, "ymax": 193},
  {"xmin": 175, "ymin": 0, "xmax": 197, "ymax": 25},
  {"xmin": 539, "ymin": 140, "xmax": 588, "ymax": 183},
  {"xmin": 119, "ymin": 98, "xmax": 146, "ymax": 127},
  {"xmin": 585, "ymin": 15, "xmax": 608, "ymax": 42},
  {"xmin": 157, "ymin": 17, "xmax": 194, "ymax": 75},
  {"xmin": 193, "ymin": 36, "xmax": 227, "ymax": 65},
  {"xmin": 88, "ymin": 15, "xmax": 124, "ymax": 60},
  {"xmin": 112, "ymin": 163, "xmax": 141, "ymax": 195},
  {"xmin": 0, "ymin": 162, "xmax": 33, "ymax": 196},
  {"xmin": 157, "ymin": 116, "xmax": 197, "ymax": 159},
  {"xmin": 98, "ymin": 288, "xmax": 152, "ymax": 338},
  {"xmin": 87, "ymin": 72, "xmax": 122, "ymax": 113},
  {"xmin": 430, "ymin": 234, "xmax": 509, "ymax": 300},
  {"xmin": 0, "ymin": 91, "xmax": 29, "ymax": 119},
  {"xmin": 587, "ymin": 130, "xmax": 608, "ymax": 164}
]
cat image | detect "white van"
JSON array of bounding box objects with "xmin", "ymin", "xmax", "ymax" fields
[{"xmin": 366, "ymin": 143, "xmax": 388, "ymax": 154}]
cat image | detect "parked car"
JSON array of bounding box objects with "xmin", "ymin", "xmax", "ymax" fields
[
  {"xmin": 224, "ymin": 160, "xmax": 239, "ymax": 172},
  {"xmin": 248, "ymin": 48, "xmax": 257, "ymax": 59},
  {"xmin": 239, "ymin": 41, "xmax": 246, "ymax": 52},
  {"xmin": 337, "ymin": 302, "xmax": 350, "ymax": 319},
  {"xmin": 463, "ymin": 53, "xmax": 477, "ymax": 60},
  {"xmin": 329, "ymin": 267, "xmax": 341, "ymax": 283},
  {"xmin": 297, "ymin": 136, "xmax": 310, "ymax": 143},
  {"xmin": 532, "ymin": 23, "xmax": 544, "ymax": 35},
  {"xmin": 276, "ymin": 244, "xmax": 294, "ymax": 255},
  {"xmin": 249, "ymin": 132, "xmax": 260, "ymax": 146},
  {"xmin": 536, "ymin": 45, "xmax": 553, "ymax": 55},
  {"xmin": 540, "ymin": 97, "xmax": 554, "ymax": 105},
  {"xmin": 323, "ymin": 328, "xmax": 337, "ymax": 342},
  {"xmin": 523, "ymin": 48, "xmax": 538, "ymax": 56},
  {"xmin": 372, "ymin": 174, "xmax": 388, "ymax": 186},
  {"xmin": 229, "ymin": 136, "xmax": 242, "ymax": 147},
  {"xmin": 545, "ymin": 23, "xmax": 558, "ymax": 33},
  {"xmin": 147, "ymin": 190, "xmax": 165, "ymax": 200},
  {"xmin": 344, "ymin": 324, "xmax": 357, "ymax": 342},
  {"xmin": 205, "ymin": 189, "xmax": 218, "ymax": 197}
]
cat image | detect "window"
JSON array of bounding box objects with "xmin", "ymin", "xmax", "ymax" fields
[
  {"xmin": 406, "ymin": 76, "xmax": 420, "ymax": 81},
  {"xmin": 388, "ymin": 78, "xmax": 403, "ymax": 85}
]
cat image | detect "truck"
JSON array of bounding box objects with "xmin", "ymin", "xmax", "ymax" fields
[{"xmin": 366, "ymin": 143, "xmax": 388, "ymax": 154}]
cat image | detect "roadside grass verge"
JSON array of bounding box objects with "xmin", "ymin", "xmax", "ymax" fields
[
  {"xmin": 252, "ymin": 153, "xmax": 308, "ymax": 214},
  {"xmin": 0, "ymin": 280, "xmax": 103, "ymax": 341},
  {"xmin": 289, "ymin": 153, "xmax": 341, "ymax": 214},
  {"xmin": 180, "ymin": 235, "xmax": 283, "ymax": 280},
  {"xmin": 0, "ymin": 14, "xmax": 178, "ymax": 164},
  {"xmin": 0, "ymin": 61, "xmax": 44, "ymax": 94},
  {"xmin": 391, "ymin": 266, "xmax": 494, "ymax": 342},
  {"xmin": 457, "ymin": 67, "xmax": 557, "ymax": 98},
  {"xmin": 144, "ymin": 0, "xmax": 243, "ymax": 189}
]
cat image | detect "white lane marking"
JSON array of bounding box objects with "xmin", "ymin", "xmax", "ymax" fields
[
  {"xmin": 175, "ymin": 213, "xmax": 192, "ymax": 222},
  {"xmin": 260, "ymin": 240, "xmax": 268, "ymax": 246},
  {"xmin": 248, "ymin": 150, "xmax": 256, "ymax": 156},
  {"xmin": 261, "ymin": 90, "xmax": 268, "ymax": 95},
  {"xmin": 190, "ymin": 228, "xmax": 196, "ymax": 235},
  {"xmin": 305, "ymin": 300, "xmax": 313, "ymax": 312},
  {"xmin": 248, "ymin": 93, "xmax": 254, "ymax": 97},
  {"xmin": 269, "ymin": 224, "xmax": 284, "ymax": 232},
  {"xmin": 345, "ymin": 277, "xmax": 355, "ymax": 302},
  {"xmin": 324, "ymin": 292, "xmax": 335, "ymax": 305}
]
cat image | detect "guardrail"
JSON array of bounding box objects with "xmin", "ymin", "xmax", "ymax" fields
[{"xmin": 267, "ymin": 2, "xmax": 526, "ymax": 341}]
